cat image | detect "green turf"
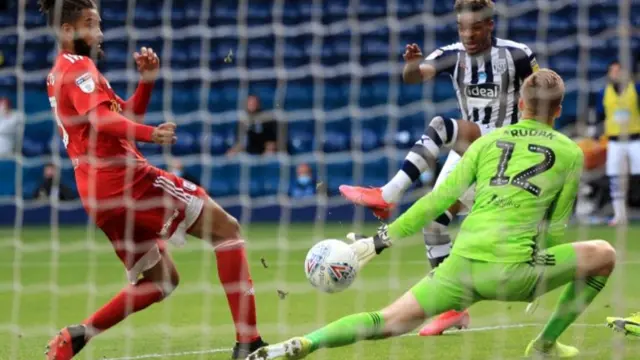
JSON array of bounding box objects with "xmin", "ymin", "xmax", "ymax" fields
[{"xmin": 1, "ymin": 224, "xmax": 639, "ymax": 359}]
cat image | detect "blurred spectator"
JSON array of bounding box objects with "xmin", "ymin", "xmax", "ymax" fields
[
  {"xmin": 33, "ymin": 163, "xmax": 76, "ymax": 201},
  {"xmin": 227, "ymin": 95, "xmax": 280, "ymax": 156},
  {"xmin": 0, "ymin": 98, "xmax": 23, "ymax": 157},
  {"xmin": 290, "ymin": 163, "xmax": 315, "ymax": 198},
  {"xmin": 595, "ymin": 60, "xmax": 640, "ymax": 225},
  {"xmin": 168, "ymin": 158, "xmax": 200, "ymax": 186}
]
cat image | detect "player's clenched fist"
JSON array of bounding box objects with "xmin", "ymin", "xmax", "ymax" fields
[
  {"xmin": 134, "ymin": 47, "xmax": 160, "ymax": 82},
  {"xmin": 403, "ymin": 43, "xmax": 423, "ymax": 62},
  {"xmin": 151, "ymin": 122, "xmax": 177, "ymax": 145}
]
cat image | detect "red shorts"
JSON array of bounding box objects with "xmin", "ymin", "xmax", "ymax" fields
[{"xmin": 97, "ymin": 167, "xmax": 207, "ymax": 283}]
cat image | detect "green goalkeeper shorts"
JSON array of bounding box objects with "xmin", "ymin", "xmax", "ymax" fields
[{"xmin": 410, "ymin": 243, "xmax": 577, "ymax": 315}]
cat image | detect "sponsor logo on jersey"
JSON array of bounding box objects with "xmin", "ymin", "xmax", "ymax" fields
[
  {"xmin": 493, "ymin": 59, "xmax": 507, "ymax": 74},
  {"xmin": 478, "ymin": 72, "xmax": 487, "ymax": 82},
  {"xmin": 75, "ymin": 72, "xmax": 96, "ymax": 93},
  {"xmin": 109, "ymin": 99, "xmax": 122, "ymax": 113},
  {"xmin": 465, "ymin": 83, "xmax": 500, "ymax": 99},
  {"xmin": 530, "ymin": 58, "xmax": 539, "ymax": 72}
]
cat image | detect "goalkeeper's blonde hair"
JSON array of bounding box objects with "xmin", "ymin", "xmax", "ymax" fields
[{"xmin": 520, "ymin": 69, "xmax": 565, "ymax": 121}]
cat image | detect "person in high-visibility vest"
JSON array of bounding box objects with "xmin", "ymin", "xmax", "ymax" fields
[{"xmin": 596, "ymin": 60, "xmax": 640, "ymax": 226}]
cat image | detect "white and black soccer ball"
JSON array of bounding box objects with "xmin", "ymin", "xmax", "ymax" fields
[{"xmin": 304, "ymin": 239, "xmax": 359, "ymax": 293}]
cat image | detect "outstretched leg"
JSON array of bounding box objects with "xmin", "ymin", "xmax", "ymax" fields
[
  {"xmin": 188, "ymin": 197, "xmax": 266, "ymax": 358},
  {"xmin": 247, "ymin": 254, "xmax": 472, "ymax": 359},
  {"xmin": 46, "ymin": 248, "xmax": 179, "ymax": 360},
  {"xmin": 526, "ymin": 240, "xmax": 616, "ymax": 357},
  {"xmin": 339, "ymin": 116, "xmax": 481, "ymax": 219}
]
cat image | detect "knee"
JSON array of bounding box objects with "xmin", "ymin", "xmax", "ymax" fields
[
  {"xmin": 160, "ymin": 268, "xmax": 180, "ymax": 299},
  {"xmin": 586, "ymin": 240, "xmax": 616, "ymax": 275}
]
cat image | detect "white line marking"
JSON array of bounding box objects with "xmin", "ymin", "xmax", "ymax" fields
[{"xmin": 103, "ymin": 323, "xmax": 606, "ymax": 360}]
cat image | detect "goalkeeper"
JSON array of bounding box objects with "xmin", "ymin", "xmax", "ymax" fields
[{"xmin": 248, "ymin": 69, "xmax": 616, "ymax": 359}]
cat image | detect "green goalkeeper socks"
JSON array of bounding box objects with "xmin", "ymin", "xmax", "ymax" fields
[
  {"xmin": 537, "ymin": 276, "xmax": 608, "ymax": 346},
  {"xmin": 304, "ymin": 312, "xmax": 386, "ymax": 352}
]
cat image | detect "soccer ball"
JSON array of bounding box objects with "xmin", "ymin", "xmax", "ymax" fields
[{"xmin": 304, "ymin": 239, "xmax": 359, "ymax": 293}]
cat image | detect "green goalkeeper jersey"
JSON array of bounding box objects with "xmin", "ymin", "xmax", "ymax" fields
[{"xmin": 388, "ymin": 119, "xmax": 584, "ymax": 263}]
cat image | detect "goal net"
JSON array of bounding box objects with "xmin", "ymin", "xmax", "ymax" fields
[{"xmin": 1, "ymin": 0, "xmax": 639, "ymax": 359}]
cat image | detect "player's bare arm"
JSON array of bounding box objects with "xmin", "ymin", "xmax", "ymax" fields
[
  {"xmin": 119, "ymin": 46, "xmax": 159, "ymax": 122},
  {"xmin": 402, "ymin": 44, "xmax": 437, "ymax": 84}
]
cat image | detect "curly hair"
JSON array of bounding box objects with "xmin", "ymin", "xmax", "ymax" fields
[
  {"xmin": 38, "ymin": 0, "xmax": 97, "ymax": 27},
  {"xmin": 454, "ymin": 0, "xmax": 495, "ymax": 18}
]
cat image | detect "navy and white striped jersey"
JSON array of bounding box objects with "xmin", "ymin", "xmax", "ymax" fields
[{"xmin": 424, "ymin": 37, "xmax": 539, "ymax": 127}]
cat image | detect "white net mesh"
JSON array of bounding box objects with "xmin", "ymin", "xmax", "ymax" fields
[{"xmin": 1, "ymin": 0, "xmax": 639, "ymax": 359}]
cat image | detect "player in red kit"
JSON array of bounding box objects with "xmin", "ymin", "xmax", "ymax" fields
[{"xmin": 40, "ymin": 1, "xmax": 267, "ymax": 359}]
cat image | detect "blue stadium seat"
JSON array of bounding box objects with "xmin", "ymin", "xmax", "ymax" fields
[
  {"xmin": 324, "ymin": 77, "xmax": 350, "ymax": 110},
  {"xmin": 396, "ymin": 112, "xmax": 427, "ymax": 148},
  {"xmin": 103, "ymin": 40, "xmax": 129, "ymax": 68},
  {"xmin": 246, "ymin": 36, "xmax": 275, "ymax": 69},
  {"xmin": 22, "ymin": 138, "xmax": 48, "ymax": 157},
  {"xmin": 399, "ymin": 83, "xmax": 423, "ymax": 106},
  {"xmin": 249, "ymin": 160, "xmax": 280, "ymax": 197},
  {"xmin": 359, "ymin": 76, "xmax": 389, "ymax": 108},
  {"xmin": 360, "ymin": 35, "xmax": 389, "ymax": 63},
  {"xmin": 323, "ymin": 118, "xmax": 351, "ymax": 153},
  {"xmin": 284, "ymin": 78, "xmax": 314, "ymax": 110},
  {"xmin": 247, "ymin": 2, "xmax": 273, "ymax": 25},
  {"xmin": 24, "ymin": 119, "xmax": 55, "ymax": 145},
  {"xmin": 102, "ymin": 7, "xmax": 126, "ymax": 30},
  {"xmin": 134, "ymin": 5, "xmax": 162, "ymax": 28},
  {"xmin": 433, "ymin": 1, "xmax": 454, "ymax": 15},
  {"xmin": 200, "ymin": 122, "xmax": 236, "ymax": 155},
  {"xmin": 288, "ymin": 119, "xmax": 315, "ymax": 154},
  {"xmin": 325, "ymin": 160, "xmax": 353, "ymax": 196},
  {"xmin": 210, "ymin": 2, "xmax": 239, "ymax": 26},
  {"xmin": 172, "ymin": 132, "xmax": 197, "ymax": 155},
  {"xmin": 24, "ymin": 88, "xmax": 49, "ymax": 115},
  {"xmin": 0, "ymin": 160, "xmax": 16, "ymax": 197},
  {"xmin": 322, "ymin": 0, "xmax": 349, "ymax": 24},
  {"xmin": 357, "ymin": 0, "xmax": 386, "ymax": 20},
  {"xmin": 360, "ymin": 116, "xmax": 388, "ymax": 151},
  {"xmin": 395, "ymin": 0, "xmax": 423, "ymax": 19},
  {"xmin": 321, "ymin": 33, "xmax": 351, "ymax": 65},
  {"xmin": 208, "ymin": 80, "xmax": 240, "ymax": 113},
  {"xmin": 363, "ymin": 157, "xmax": 390, "ymax": 187},
  {"xmin": 432, "ymin": 78, "xmax": 456, "ymax": 103},
  {"xmin": 171, "ymin": 81, "xmax": 202, "ymax": 114},
  {"xmin": 208, "ymin": 161, "xmax": 241, "ymax": 197}
]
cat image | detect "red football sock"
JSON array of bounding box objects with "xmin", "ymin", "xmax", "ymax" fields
[
  {"xmin": 82, "ymin": 278, "xmax": 164, "ymax": 339},
  {"xmin": 215, "ymin": 242, "xmax": 260, "ymax": 343}
]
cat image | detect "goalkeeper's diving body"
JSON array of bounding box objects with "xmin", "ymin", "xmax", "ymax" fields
[
  {"xmin": 248, "ymin": 69, "xmax": 616, "ymax": 359},
  {"xmin": 340, "ymin": 0, "xmax": 540, "ymax": 335}
]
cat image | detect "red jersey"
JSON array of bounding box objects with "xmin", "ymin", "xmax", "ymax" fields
[{"xmin": 47, "ymin": 51, "xmax": 152, "ymax": 223}]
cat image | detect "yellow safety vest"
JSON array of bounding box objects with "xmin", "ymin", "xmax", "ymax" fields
[{"xmin": 604, "ymin": 83, "xmax": 640, "ymax": 138}]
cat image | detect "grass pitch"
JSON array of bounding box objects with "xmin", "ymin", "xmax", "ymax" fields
[{"xmin": 1, "ymin": 223, "xmax": 639, "ymax": 359}]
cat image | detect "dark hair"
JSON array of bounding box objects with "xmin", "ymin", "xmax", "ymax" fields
[
  {"xmin": 454, "ymin": 0, "xmax": 495, "ymax": 18},
  {"xmin": 38, "ymin": 0, "xmax": 97, "ymax": 27}
]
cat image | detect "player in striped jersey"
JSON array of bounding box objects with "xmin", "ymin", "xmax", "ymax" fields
[{"xmin": 340, "ymin": 0, "xmax": 540, "ymax": 336}]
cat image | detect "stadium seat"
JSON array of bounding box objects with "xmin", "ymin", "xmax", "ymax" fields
[
  {"xmin": 360, "ymin": 116, "xmax": 388, "ymax": 151},
  {"xmin": 363, "ymin": 157, "xmax": 390, "ymax": 187},
  {"xmin": 209, "ymin": 2, "xmax": 239, "ymax": 26},
  {"xmin": 249, "ymin": 160, "xmax": 281, "ymax": 197},
  {"xmin": 323, "ymin": 118, "xmax": 351, "ymax": 153},
  {"xmin": 208, "ymin": 161, "xmax": 241, "ymax": 197},
  {"xmin": 288, "ymin": 119, "xmax": 315, "ymax": 155},
  {"xmin": 200, "ymin": 122, "xmax": 236, "ymax": 155},
  {"xmin": 324, "ymin": 77, "xmax": 350, "ymax": 110},
  {"xmin": 325, "ymin": 160, "xmax": 354, "ymax": 196},
  {"xmin": 284, "ymin": 78, "xmax": 314, "ymax": 110}
]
